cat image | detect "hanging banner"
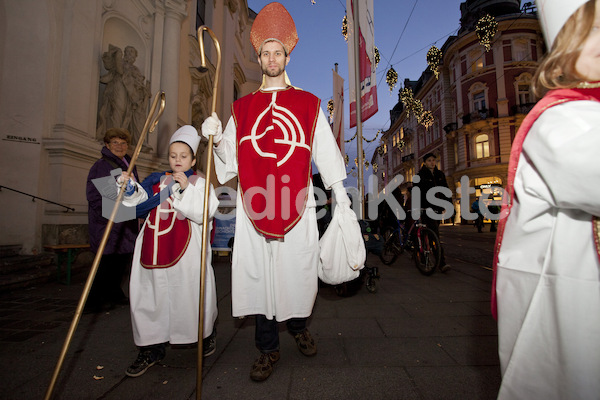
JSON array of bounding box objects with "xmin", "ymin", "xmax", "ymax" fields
[
  {"xmin": 347, "ymin": 0, "xmax": 378, "ymax": 128},
  {"xmin": 332, "ymin": 69, "xmax": 346, "ymax": 159}
]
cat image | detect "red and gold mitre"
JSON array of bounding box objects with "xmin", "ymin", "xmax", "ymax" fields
[{"xmin": 250, "ymin": 2, "xmax": 298, "ymax": 55}]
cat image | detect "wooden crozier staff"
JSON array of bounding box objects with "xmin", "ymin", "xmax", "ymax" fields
[
  {"xmin": 44, "ymin": 92, "xmax": 165, "ymax": 400},
  {"xmin": 195, "ymin": 25, "xmax": 221, "ymax": 400}
]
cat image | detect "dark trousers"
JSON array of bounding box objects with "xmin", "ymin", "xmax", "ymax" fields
[
  {"xmin": 255, "ymin": 315, "xmax": 307, "ymax": 353},
  {"xmin": 88, "ymin": 253, "xmax": 131, "ymax": 307}
]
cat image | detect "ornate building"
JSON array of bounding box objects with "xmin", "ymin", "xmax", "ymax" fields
[
  {"xmin": 374, "ymin": 0, "xmax": 540, "ymax": 221},
  {"xmin": 0, "ymin": 0, "xmax": 261, "ymax": 254}
]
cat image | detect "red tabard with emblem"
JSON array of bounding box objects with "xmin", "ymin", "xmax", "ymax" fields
[
  {"xmin": 232, "ymin": 87, "xmax": 319, "ymax": 239},
  {"xmin": 140, "ymin": 174, "xmax": 192, "ymax": 268}
]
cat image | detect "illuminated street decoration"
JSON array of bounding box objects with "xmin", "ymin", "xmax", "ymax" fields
[
  {"xmin": 386, "ymin": 67, "xmax": 398, "ymax": 92},
  {"xmin": 427, "ymin": 45, "xmax": 443, "ymax": 79},
  {"xmin": 476, "ymin": 14, "xmax": 498, "ymax": 51}
]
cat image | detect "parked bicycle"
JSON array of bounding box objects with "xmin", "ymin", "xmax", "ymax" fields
[{"xmin": 379, "ymin": 211, "xmax": 441, "ymax": 276}]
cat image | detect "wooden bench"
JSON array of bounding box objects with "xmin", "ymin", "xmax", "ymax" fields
[{"xmin": 44, "ymin": 244, "xmax": 90, "ymax": 285}]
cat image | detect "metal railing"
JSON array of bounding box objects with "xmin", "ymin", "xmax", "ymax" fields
[{"xmin": 0, "ymin": 185, "xmax": 75, "ymax": 212}]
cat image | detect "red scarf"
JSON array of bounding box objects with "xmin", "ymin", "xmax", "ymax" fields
[
  {"xmin": 232, "ymin": 87, "xmax": 319, "ymax": 239},
  {"xmin": 492, "ymin": 86, "xmax": 600, "ymax": 319}
]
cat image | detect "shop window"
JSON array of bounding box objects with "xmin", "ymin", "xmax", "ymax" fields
[{"xmin": 475, "ymin": 134, "xmax": 490, "ymax": 159}]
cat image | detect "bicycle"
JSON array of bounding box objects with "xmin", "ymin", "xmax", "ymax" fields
[{"xmin": 379, "ymin": 212, "xmax": 442, "ymax": 276}]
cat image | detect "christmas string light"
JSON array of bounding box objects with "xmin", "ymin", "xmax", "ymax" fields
[
  {"xmin": 426, "ymin": 45, "xmax": 443, "ymax": 79},
  {"xmin": 327, "ymin": 99, "xmax": 334, "ymax": 120},
  {"xmin": 400, "ymin": 87, "xmax": 414, "ymax": 109},
  {"xmin": 374, "ymin": 47, "xmax": 380, "ymax": 69},
  {"xmin": 344, "ymin": 132, "xmax": 357, "ymax": 143},
  {"xmin": 476, "ymin": 14, "xmax": 498, "ymax": 52},
  {"xmin": 412, "ymin": 98, "xmax": 424, "ymax": 119},
  {"xmin": 386, "ymin": 67, "xmax": 398, "ymax": 92},
  {"xmin": 419, "ymin": 110, "xmax": 435, "ymax": 129},
  {"xmin": 344, "ymin": 130, "xmax": 380, "ymax": 143},
  {"xmin": 372, "ymin": 163, "xmax": 378, "ymax": 173},
  {"xmin": 342, "ymin": 14, "xmax": 348, "ymax": 41}
]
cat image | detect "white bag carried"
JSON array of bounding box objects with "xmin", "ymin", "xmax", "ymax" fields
[{"xmin": 318, "ymin": 203, "xmax": 366, "ymax": 285}]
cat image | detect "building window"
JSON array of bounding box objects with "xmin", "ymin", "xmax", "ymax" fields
[
  {"xmin": 515, "ymin": 73, "xmax": 534, "ymax": 105},
  {"xmin": 503, "ymin": 40, "xmax": 512, "ymax": 62},
  {"xmin": 475, "ymin": 134, "xmax": 490, "ymax": 159},
  {"xmin": 513, "ymin": 39, "xmax": 531, "ymax": 62},
  {"xmin": 470, "ymin": 49, "xmax": 484, "ymax": 73},
  {"xmin": 517, "ymin": 84, "xmax": 532, "ymax": 104},
  {"xmin": 473, "ymin": 90, "xmax": 486, "ymax": 111},
  {"xmin": 454, "ymin": 142, "xmax": 458, "ymax": 165}
]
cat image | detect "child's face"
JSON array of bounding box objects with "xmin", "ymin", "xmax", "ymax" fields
[
  {"xmin": 576, "ymin": 1, "xmax": 600, "ymax": 81},
  {"xmin": 169, "ymin": 142, "xmax": 196, "ymax": 173}
]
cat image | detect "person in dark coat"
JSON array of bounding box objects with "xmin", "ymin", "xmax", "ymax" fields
[
  {"xmin": 85, "ymin": 128, "xmax": 140, "ymax": 312},
  {"xmin": 414, "ymin": 153, "xmax": 451, "ymax": 272}
]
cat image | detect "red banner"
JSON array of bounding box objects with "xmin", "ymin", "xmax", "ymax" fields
[{"xmin": 347, "ymin": 0, "xmax": 378, "ymax": 128}]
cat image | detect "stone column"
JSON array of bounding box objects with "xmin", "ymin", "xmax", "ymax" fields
[{"xmin": 157, "ymin": 0, "xmax": 187, "ymax": 156}]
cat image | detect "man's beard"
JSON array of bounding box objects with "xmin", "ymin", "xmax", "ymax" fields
[{"xmin": 262, "ymin": 64, "xmax": 285, "ymax": 78}]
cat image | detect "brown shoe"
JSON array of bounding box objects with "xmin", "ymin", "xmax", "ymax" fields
[
  {"xmin": 294, "ymin": 329, "xmax": 317, "ymax": 356},
  {"xmin": 250, "ymin": 351, "xmax": 280, "ymax": 382}
]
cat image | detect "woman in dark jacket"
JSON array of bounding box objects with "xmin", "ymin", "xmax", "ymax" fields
[{"xmin": 85, "ymin": 128, "xmax": 140, "ymax": 312}]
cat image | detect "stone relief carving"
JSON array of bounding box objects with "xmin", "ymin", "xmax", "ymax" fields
[
  {"xmin": 226, "ymin": 0, "xmax": 238, "ymax": 14},
  {"xmin": 97, "ymin": 44, "xmax": 152, "ymax": 151},
  {"xmin": 138, "ymin": 15, "xmax": 152, "ymax": 39}
]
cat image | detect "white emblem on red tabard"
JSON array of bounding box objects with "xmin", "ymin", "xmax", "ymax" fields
[
  {"xmin": 239, "ymin": 92, "xmax": 311, "ymax": 167},
  {"xmin": 146, "ymin": 177, "xmax": 178, "ymax": 264}
]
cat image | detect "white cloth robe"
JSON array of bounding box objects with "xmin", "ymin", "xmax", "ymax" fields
[
  {"xmin": 122, "ymin": 175, "xmax": 219, "ymax": 345},
  {"xmin": 214, "ymin": 96, "xmax": 347, "ymax": 321},
  {"xmin": 496, "ymin": 100, "xmax": 600, "ymax": 399}
]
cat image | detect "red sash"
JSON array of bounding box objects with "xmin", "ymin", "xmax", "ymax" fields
[
  {"xmin": 492, "ymin": 87, "xmax": 600, "ymax": 319},
  {"xmin": 232, "ymin": 87, "xmax": 319, "ymax": 239},
  {"xmin": 140, "ymin": 174, "xmax": 192, "ymax": 268}
]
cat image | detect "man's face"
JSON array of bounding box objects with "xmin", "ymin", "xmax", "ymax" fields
[
  {"xmin": 258, "ymin": 41, "xmax": 289, "ymax": 78},
  {"xmin": 425, "ymin": 156, "xmax": 437, "ymax": 171}
]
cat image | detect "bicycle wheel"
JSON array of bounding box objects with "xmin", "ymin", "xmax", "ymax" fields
[
  {"xmin": 379, "ymin": 229, "xmax": 399, "ymax": 265},
  {"xmin": 413, "ymin": 227, "xmax": 441, "ymax": 276}
]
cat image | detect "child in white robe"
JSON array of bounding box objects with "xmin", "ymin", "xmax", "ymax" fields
[{"xmin": 118, "ymin": 125, "xmax": 219, "ymax": 377}]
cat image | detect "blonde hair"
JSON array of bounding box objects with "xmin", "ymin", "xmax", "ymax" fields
[{"xmin": 532, "ymin": 0, "xmax": 596, "ymax": 97}]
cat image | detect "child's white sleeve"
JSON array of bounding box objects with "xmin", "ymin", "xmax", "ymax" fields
[
  {"xmin": 116, "ymin": 180, "xmax": 148, "ymax": 206},
  {"xmin": 172, "ymin": 178, "xmax": 219, "ymax": 225}
]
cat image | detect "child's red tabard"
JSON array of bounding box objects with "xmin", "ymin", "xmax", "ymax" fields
[
  {"xmin": 140, "ymin": 174, "xmax": 193, "ymax": 268},
  {"xmin": 232, "ymin": 87, "xmax": 320, "ymax": 239}
]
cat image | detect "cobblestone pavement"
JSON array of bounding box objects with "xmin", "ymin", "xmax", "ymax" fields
[{"xmin": 0, "ymin": 223, "xmax": 501, "ymax": 399}]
